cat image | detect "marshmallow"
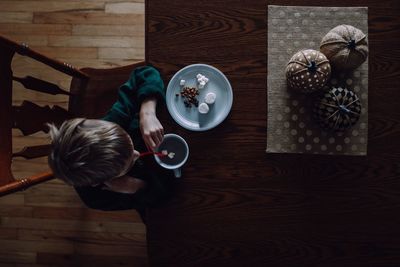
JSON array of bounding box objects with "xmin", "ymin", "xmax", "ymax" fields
[
  {"xmin": 196, "ymin": 73, "xmax": 209, "ymax": 89},
  {"xmin": 198, "ymin": 81, "xmax": 206, "ymax": 89},
  {"xmin": 180, "ymin": 79, "xmax": 185, "ymax": 86},
  {"xmin": 198, "ymin": 102, "xmax": 209, "ymax": 114},
  {"xmin": 204, "ymin": 92, "xmax": 216, "ymax": 104}
]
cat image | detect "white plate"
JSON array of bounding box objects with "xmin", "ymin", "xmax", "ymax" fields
[{"xmin": 166, "ymin": 64, "xmax": 233, "ymax": 131}]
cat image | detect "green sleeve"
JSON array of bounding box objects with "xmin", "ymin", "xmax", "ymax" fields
[{"xmin": 102, "ymin": 66, "xmax": 165, "ymax": 128}]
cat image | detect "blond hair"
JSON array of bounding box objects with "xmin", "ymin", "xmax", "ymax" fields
[{"xmin": 47, "ymin": 118, "xmax": 134, "ymax": 187}]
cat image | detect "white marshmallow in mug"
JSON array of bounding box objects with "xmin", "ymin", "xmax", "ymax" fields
[
  {"xmin": 204, "ymin": 92, "xmax": 216, "ymax": 104},
  {"xmin": 180, "ymin": 79, "xmax": 185, "ymax": 86},
  {"xmin": 198, "ymin": 102, "xmax": 209, "ymax": 114}
]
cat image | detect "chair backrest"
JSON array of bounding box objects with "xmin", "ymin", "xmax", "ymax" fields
[
  {"xmin": 68, "ymin": 64, "xmax": 141, "ymax": 118},
  {"xmin": 0, "ymin": 35, "xmax": 144, "ymax": 196}
]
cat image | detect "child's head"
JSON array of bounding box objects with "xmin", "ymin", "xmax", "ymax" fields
[{"xmin": 47, "ymin": 118, "xmax": 139, "ymax": 187}]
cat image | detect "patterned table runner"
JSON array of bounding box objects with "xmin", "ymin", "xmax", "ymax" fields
[{"xmin": 266, "ymin": 5, "xmax": 368, "ymax": 155}]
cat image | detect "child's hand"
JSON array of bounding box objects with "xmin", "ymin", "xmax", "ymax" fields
[
  {"xmin": 140, "ymin": 112, "xmax": 164, "ymax": 150},
  {"xmin": 140, "ymin": 98, "xmax": 164, "ymax": 151}
]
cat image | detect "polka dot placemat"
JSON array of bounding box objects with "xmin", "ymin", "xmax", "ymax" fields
[{"xmin": 266, "ymin": 6, "xmax": 368, "ymax": 155}]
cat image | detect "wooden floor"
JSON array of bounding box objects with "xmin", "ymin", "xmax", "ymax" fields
[{"xmin": 0, "ymin": 1, "xmax": 147, "ymax": 266}]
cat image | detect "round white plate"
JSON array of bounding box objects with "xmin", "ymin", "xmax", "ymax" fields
[{"xmin": 166, "ymin": 64, "xmax": 233, "ymax": 131}]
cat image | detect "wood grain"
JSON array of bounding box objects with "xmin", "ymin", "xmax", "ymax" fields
[
  {"xmin": 31, "ymin": 206, "xmax": 142, "ymax": 222},
  {"xmin": 0, "ymin": 217, "xmax": 146, "ymax": 234},
  {"xmin": 18, "ymin": 229, "xmax": 146, "ymax": 244},
  {"xmin": 48, "ymin": 36, "xmax": 144, "ymax": 48},
  {"xmin": 105, "ymin": 2, "xmax": 144, "ymax": 14},
  {"xmin": 146, "ymin": 0, "xmax": 400, "ymax": 266},
  {"xmin": 0, "ymin": 24, "xmax": 71, "ymax": 35},
  {"xmin": 4, "ymin": 35, "xmax": 48, "ymax": 46},
  {"xmin": 72, "ymin": 25, "xmax": 144, "ymax": 36},
  {"xmin": 99, "ymin": 48, "xmax": 144, "ymax": 60},
  {"xmin": 0, "ymin": 252, "xmax": 36, "ymax": 264},
  {"xmin": 0, "ymin": 1, "xmax": 104, "ymax": 12},
  {"xmin": 34, "ymin": 12, "xmax": 145, "ymax": 25},
  {"xmin": 0, "ymin": 12, "xmax": 33, "ymax": 24},
  {"xmin": 33, "ymin": 47, "xmax": 98, "ymax": 59},
  {"xmin": 36, "ymin": 253, "xmax": 148, "ymax": 267}
]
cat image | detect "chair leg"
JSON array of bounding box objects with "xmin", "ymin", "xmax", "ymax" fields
[
  {"xmin": 0, "ymin": 46, "xmax": 16, "ymax": 185},
  {"xmin": 0, "ymin": 171, "xmax": 54, "ymax": 197}
]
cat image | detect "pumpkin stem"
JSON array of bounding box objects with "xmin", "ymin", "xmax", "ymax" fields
[
  {"xmin": 307, "ymin": 61, "xmax": 317, "ymax": 72},
  {"xmin": 347, "ymin": 39, "xmax": 356, "ymax": 50},
  {"xmin": 339, "ymin": 104, "xmax": 351, "ymax": 114}
]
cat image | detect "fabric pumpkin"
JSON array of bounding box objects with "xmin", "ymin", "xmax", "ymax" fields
[
  {"xmin": 286, "ymin": 49, "xmax": 331, "ymax": 93},
  {"xmin": 313, "ymin": 87, "xmax": 361, "ymax": 131},
  {"xmin": 320, "ymin": 25, "xmax": 368, "ymax": 71}
]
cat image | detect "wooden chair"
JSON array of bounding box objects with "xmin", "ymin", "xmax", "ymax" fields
[{"xmin": 0, "ymin": 35, "xmax": 145, "ymax": 197}]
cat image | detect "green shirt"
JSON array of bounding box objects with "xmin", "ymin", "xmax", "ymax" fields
[
  {"xmin": 102, "ymin": 65, "xmax": 166, "ymax": 131},
  {"xmin": 74, "ymin": 66, "xmax": 174, "ymax": 216}
]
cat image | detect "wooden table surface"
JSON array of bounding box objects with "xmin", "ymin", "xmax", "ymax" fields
[{"xmin": 145, "ymin": 1, "xmax": 400, "ymax": 266}]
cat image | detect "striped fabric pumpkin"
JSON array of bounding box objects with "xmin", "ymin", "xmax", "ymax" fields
[
  {"xmin": 313, "ymin": 87, "xmax": 361, "ymax": 131},
  {"xmin": 320, "ymin": 25, "xmax": 368, "ymax": 71}
]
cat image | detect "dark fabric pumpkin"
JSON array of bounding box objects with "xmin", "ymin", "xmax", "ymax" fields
[
  {"xmin": 286, "ymin": 49, "xmax": 331, "ymax": 93},
  {"xmin": 320, "ymin": 24, "xmax": 368, "ymax": 71},
  {"xmin": 313, "ymin": 87, "xmax": 361, "ymax": 131}
]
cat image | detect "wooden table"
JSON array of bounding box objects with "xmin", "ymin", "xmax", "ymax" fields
[{"xmin": 145, "ymin": 1, "xmax": 400, "ymax": 266}]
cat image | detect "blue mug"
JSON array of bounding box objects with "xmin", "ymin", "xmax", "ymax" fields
[{"xmin": 154, "ymin": 134, "xmax": 189, "ymax": 178}]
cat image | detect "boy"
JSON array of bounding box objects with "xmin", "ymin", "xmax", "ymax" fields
[{"xmin": 47, "ymin": 66, "xmax": 174, "ymax": 220}]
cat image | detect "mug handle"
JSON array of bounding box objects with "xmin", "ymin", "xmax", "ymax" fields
[{"xmin": 174, "ymin": 168, "xmax": 182, "ymax": 178}]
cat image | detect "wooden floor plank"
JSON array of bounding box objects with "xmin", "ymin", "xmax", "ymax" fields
[
  {"xmin": 15, "ymin": 264, "xmax": 52, "ymax": 267},
  {"xmin": 73, "ymin": 243, "xmax": 147, "ymax": 256},
  {"xmin": 54, "ymin": 58, "xmax": 140, "ymax": 68},
  {"xmin": 32, "ymin": 206, "xmax": 142, "ymax": 222},
  {"xmin": 34, "ymin": 12, "xmax": 145, "ymax": 25},
  {"xmin": 1, "ymin": 217, "xmax": 146, "ymax": 234},
  {"xmin": 105, "ymin": 2, "xmax": 145, "ymax": 14},
  {"xmin": 98, "ymin": 47, "xmax": 144, "ymax": 60},
  {"xmin": 0, "ymin": 24, "xmax": 71, "ymax": 35},
  {"xmin": 23, "ymin": 185, "xmax": 84, "ymax": 208},
  {"xmin": 0, "ymin": 12, "xmax": 33, "ymax": 24},
  {"xmin": 11, "ymin": 159, "xmax": 53, "ymax": 181},
  {"xmin": 0, "ymin": 1, "xmax": 104, "ymax": 12},
  {"xmin": 18, "ymin": 229, "xmax": 146, "ymax": 244},
  {"xmin": 3, "ymin": 35, "xmax": 48, "ymax": 46},
  {"xmin": 37, "ymin": 253, "xmax": 148, "ymax": 267},
  {"xmin": 0, "ymin": 195, "xmax": 25, "ymax": 206},
  {"xmin": 72, "ymin": 24, "xmax": 144, "ymax": 37},
  {"xmin": 0, "ymin": 240, "xmax": 74, "ymax": 254},
  {"xmin": 34, "ymin": 47, "xmax": 97, "ymax": 59},
  {"xmin": 0, "ymin": 206, "xmax": 33, "ymax": 218},
  {"xmin": 10, "ymin": 0, "xmax": 143, "ymax": 2},
  {"xmin": 48, "ymin": 35, "xmax": 144, "ymax": 48},
  {"xmin": 0, "ymin": 228, "xmax": 18, "ymax": 239},
  {"xmin": 0, "ymin": 252, "xmax": 36, "ymax": 264}
]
